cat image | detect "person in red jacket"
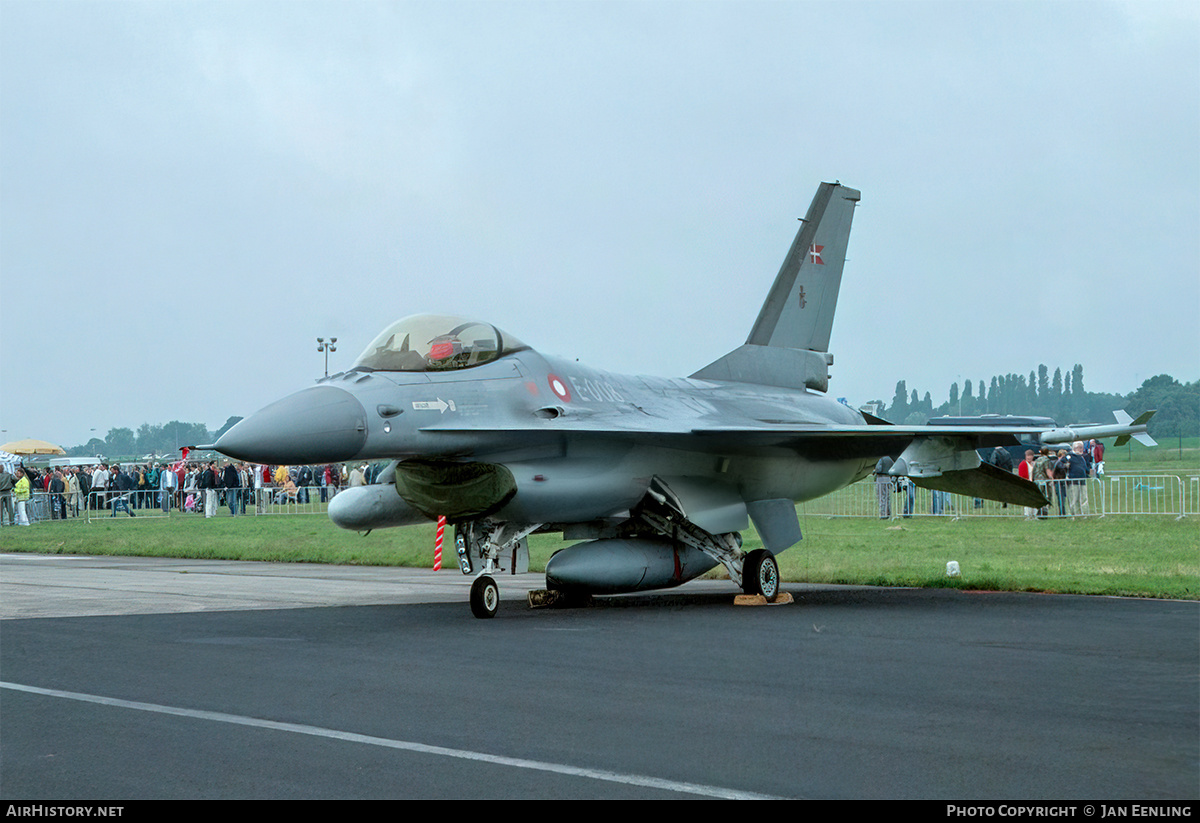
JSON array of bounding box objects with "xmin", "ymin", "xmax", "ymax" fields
[
  {"xmin": 1090, "ymin": 439, "xmax": 1105, "ymax": 476},
  {"xmin": 1018, "ymin": 450, "xmax": 1037, "ymax": 519}
]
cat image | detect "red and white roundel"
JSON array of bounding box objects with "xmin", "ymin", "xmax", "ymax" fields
[{"xmin": 547, "ymin": 374, "xmax": 572, "ymax": 402}]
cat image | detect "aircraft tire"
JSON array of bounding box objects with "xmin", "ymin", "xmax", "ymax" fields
[
  {"xmin": 743, "ymin": 549, "xmax": 779, "ymax": 601},
  {"xmin": 470, "ymin": 575, "xmax": 499, "ymax": 619}
]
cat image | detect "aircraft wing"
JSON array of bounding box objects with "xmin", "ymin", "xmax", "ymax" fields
[
  {"xmin": 420, "ymin": 419, "xmax": 1045, "ymax": 502},
  {"xmin": 421, "ymin": 411, "xmax": 1153, "ymax": 455},
  {"xmin": 688, "ymin": 423, "xmax": 1042, "ymax": 455},
  {"xmin": 420, "ymin": 410, "xmax": 1154, "ymax": 510},
  {"xmin": 420, "ymin": 418, "xmax": 1121, "ymax": 453}
]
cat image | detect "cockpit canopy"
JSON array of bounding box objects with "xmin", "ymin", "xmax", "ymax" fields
[{"xmin": 352, "ymin": 314, "xmax": 529, "ymax": 372}]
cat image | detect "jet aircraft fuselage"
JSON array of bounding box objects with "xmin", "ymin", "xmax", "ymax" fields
[
  {"xmin": 213, "ymin": 183, "xmax": 1155, "ymax": 618},
  {"xmin": 215, "ymin": 342, "xmax": 873, "ymax": 524}
]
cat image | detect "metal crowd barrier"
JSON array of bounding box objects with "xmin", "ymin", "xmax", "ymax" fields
[
  {"xmin": 799, "ymin": 477, "xmax": 1100, "ymax": 519},
  {"xmin": 802, "ymin": 475, "xmax": 1196, "ymax": 519},
  {"xmin": 1, "ymin": 490, "xmax": 100, "ymax": 525},
  {"xmin": 251, "ymin": 485, "xmax": 341, "ymax": 515},
  {"xmin": 1101, "ymin": 474, "xmax": 1189, "ymax": 520},
  {"xmin": 1, "ymin": 491, "xmax": 48, "ymax": 525},
  {"xmin": 81, "ymin": 490, "xmax": 172, "ymax": 522},
  {"xmin": 6, "ymin": 476, "xmax": 1194, "ymax": 527},
  {"xmin": 62, "ymin": 486, "xmax": 344, "ymax": 520}
]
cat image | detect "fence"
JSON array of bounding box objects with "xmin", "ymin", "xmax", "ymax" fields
[
  {"xmin": 1, "ymin": 490, "xmax": 92, "ymax": 525},
  {"xmin": 4, "ymin": 475, "xmax": 1196, "ymax": 528},
  {"xmin": 800, "ymin": 478, "xmax": 1079, "ymax": 519},
  {"xmin": 0, "ymin": 489, "xmax": 194, "ymax": 523},
  {"xmin": 250, "ymin": 486, "xmax": 340, "ymax": 515},
  {"xmin": 80, "ymin": 485, "xmax": 341, "ymax": 520},
  {"xmin": 1101, "ymin": 475, "xmax": 1190, "ymax": 519},
  {"xmin": 802, "ymin": 473, "xmax": 1197, "ymax": 520},
  {"xmin": 0, "ymin": 486, "xmax": 348, "ymax": 525}
]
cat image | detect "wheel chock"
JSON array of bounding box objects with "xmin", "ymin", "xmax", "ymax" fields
[
  {"xmin": 528, "ymin": 589, "xmax": 591, "ymax": 609},
  {"xmin": 734, "ymin": 592, "xmax": 794, "ymax": 606}
]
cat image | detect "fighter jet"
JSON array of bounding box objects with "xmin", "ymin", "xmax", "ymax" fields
[{"xmin": 213, "ymin": 183, "xmax": 1156, "ymax": 618}]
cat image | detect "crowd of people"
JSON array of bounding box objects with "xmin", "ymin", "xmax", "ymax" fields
[
  {"xmin": 872, "ymin": 439, "xmax": 1106, "ymax": 520},
  {"xmin": 0, "ymin": 459, "xmax": 381, "ymax": 526},
  {"xmin": 1013, "ymin": 439, "xmax": 1105, "ymax": 519}
]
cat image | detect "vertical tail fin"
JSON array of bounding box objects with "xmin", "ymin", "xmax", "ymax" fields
[
  {"xmin": 692, "ymin": 182, "xmax": 860, "ymax": 392},
  {"xmin": 748, "ymin": 182, "xmax": 860, "ymax": 352}
]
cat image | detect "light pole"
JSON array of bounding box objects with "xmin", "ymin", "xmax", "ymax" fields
[{"xmin": 317, "ymin": 337, "xmax": 337, "ymax": 377}]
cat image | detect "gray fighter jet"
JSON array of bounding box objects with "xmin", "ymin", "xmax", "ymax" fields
[{"xmin": 213, "ymin": 183, "xmax": 1156, "ymax": 618}]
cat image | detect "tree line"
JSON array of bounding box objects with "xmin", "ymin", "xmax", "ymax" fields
[
  {"xmin": 866, "ymin": 365, "xmax": 1197, "ymax": 437},
  {"xmin": 66, "ymin": 417, "xmax": 243, "ymax": 460}
]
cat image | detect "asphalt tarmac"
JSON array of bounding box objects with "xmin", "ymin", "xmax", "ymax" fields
[{"xmin": 2, "ymin": 553, "xmax": 1197, "ymax": 800}]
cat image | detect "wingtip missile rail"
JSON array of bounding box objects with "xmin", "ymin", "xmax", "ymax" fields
[{"xmin": 1037, "ymin": 410, "xmax": 1157, "ymax": 448}]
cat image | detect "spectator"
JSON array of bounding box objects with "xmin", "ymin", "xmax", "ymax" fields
[
  {"xmin": 221, "ymin": 461, "xmax": 241, "ymax": 516},
  {"xmin": 874, "ymin": 456, "xmax": 894, "ymax": 519},
  {"xmin": 1090, "ymin": 439, "xmax": 1105, "ymax": 476},
  {"xmin": 110, "ymin": 466, "xmax": 136, "ymax": 517},
  {"xmin": 274, "ymin": 476, "xmax": 298, "ymax": 504},
  {"xmin": 1055, "ymin": 441, "xmax": 1093, "ymax": 518},
  {"xmin": 0, "ymin": 465, "xmax": 15, "ymax": 526},
  {"xmin": 159, "ymin": 462, "xmax": 177, "ymax": 512},
  {"xmin": 1032, "ymin": 448, "xmax": 1053, "ymax": 519},
  {"xmin": 1018, "ymin": 450, "xmax": 1037, "ymax": 520},
  {"xmin": 14, "ymin": 469, "xmax": 31, "ymax": 525},
  {"xmin": 200, "ymin": 462, "xmax": 219, "ymax": 518}
]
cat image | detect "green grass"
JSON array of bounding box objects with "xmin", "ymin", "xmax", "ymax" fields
[
  {"xmin": 773, "ymin": 515, "xmax": 1199, "ymax": 599},
  {"xmin": 4, "ymin": 508, "xmax": 1197, "ymax": 600},
  {"xmin": 1103, "ymin": 437, "xmax": 1200, "ymax": 469}
]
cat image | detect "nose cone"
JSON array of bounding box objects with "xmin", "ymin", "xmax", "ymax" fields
[{"xmin": 216, "ymin": 385, "xmax": 368, "ymax": 465}]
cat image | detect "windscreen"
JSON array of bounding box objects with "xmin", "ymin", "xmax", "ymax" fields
[{"xmin": 352, "ymin": 314, "xmax": 527, "ymax": 372}]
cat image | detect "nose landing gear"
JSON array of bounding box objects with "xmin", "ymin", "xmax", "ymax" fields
[{"xmin": 457, "ymin": 519, "xmax": 539, "ymax": 618}]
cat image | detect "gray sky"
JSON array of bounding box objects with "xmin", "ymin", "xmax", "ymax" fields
[{"xmin": 2, "ymin": 0, "xmax": 1197, "ymax": 449}]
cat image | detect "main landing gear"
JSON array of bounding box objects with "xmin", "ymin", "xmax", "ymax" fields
[
  {"xmin": 455, "ymin": 513, "xmax": 785, "ymax": 618},
  {"xmin": 741, "ymin": 549, "xmax": 780, "ymax": 600},
  {"xmin": 631, "ymin": 488, "xmax": 784, "ymax": 603}
]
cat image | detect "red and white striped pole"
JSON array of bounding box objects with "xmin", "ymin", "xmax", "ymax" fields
[{"xmin": 433, "ymin": 516, "xmax": 445, "ymax": 571}]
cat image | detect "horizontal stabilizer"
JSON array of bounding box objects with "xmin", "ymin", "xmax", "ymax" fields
[
  {"xmin": 909, "ymin": 462, "xmax": 1050, "ymax": 509},
  {"xmin": 690, "ymin": 344, "xmax": 833, "ymax": 392}
]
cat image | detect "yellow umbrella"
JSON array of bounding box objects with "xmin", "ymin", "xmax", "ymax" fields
[{"xmin": 1, "ymin": 438, "xmax": 66, "ymax": 455}]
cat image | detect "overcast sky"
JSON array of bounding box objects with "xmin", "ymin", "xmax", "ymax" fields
[{"xmin": 2, "ymin": 0, "xmax": 1197, "ymax": 449}]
